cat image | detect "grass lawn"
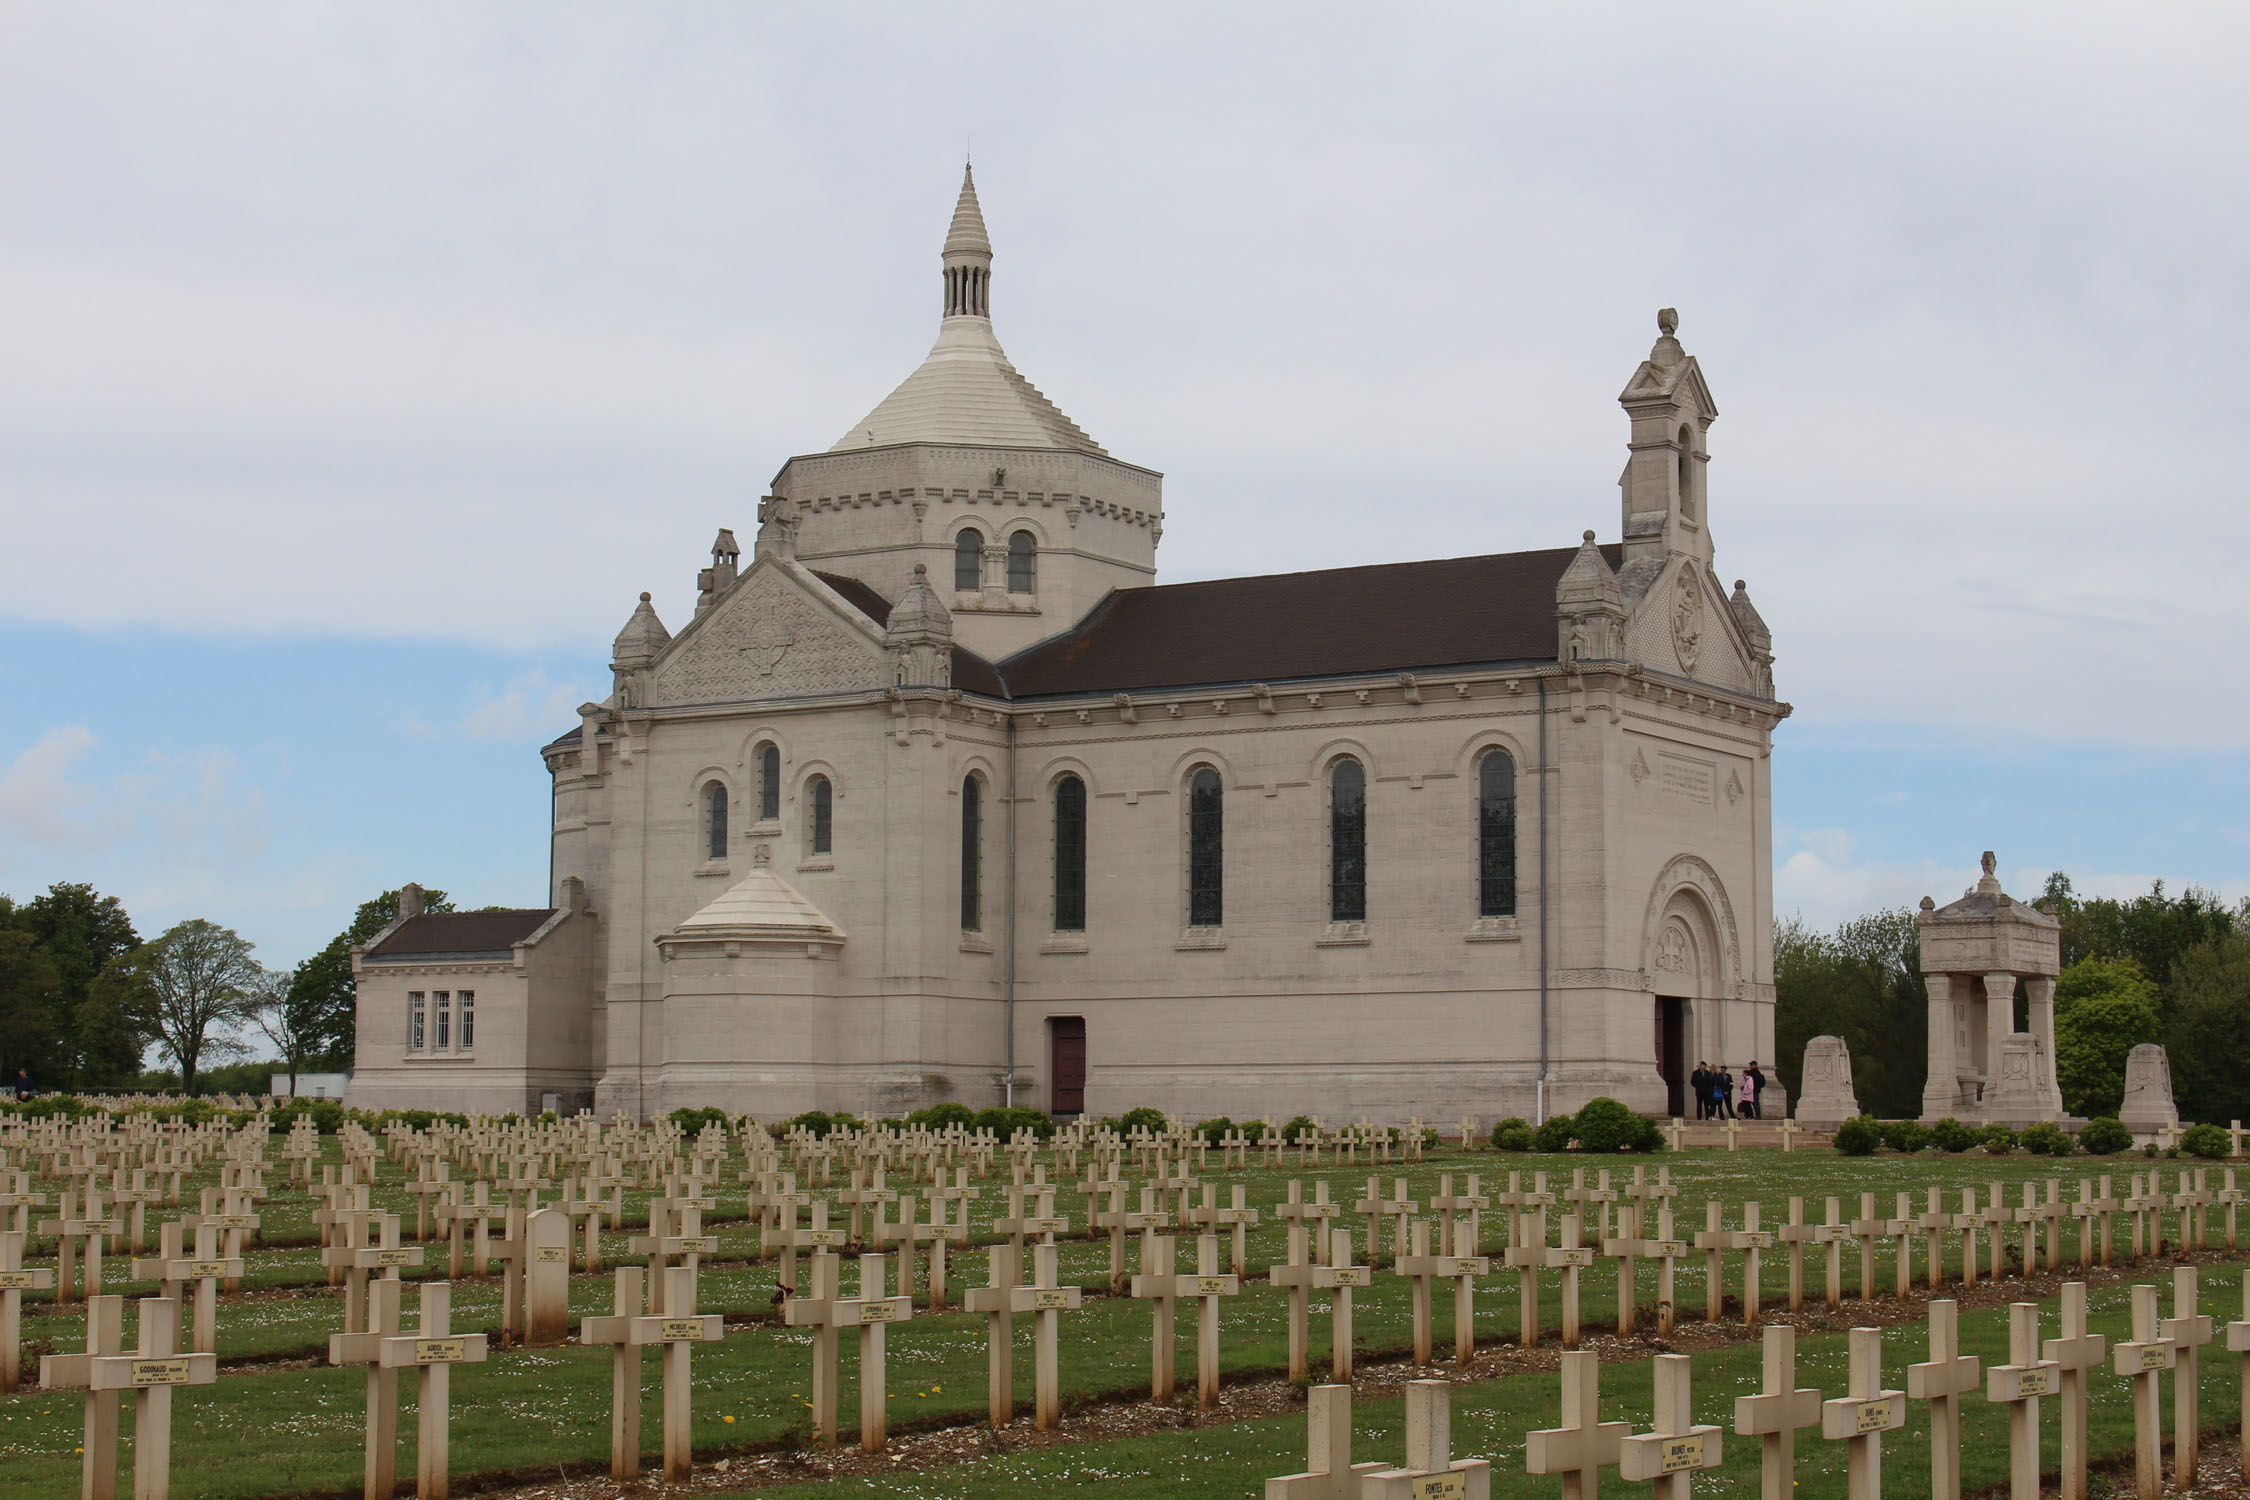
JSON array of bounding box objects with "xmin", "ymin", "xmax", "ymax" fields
[{"xmin": 0, "ymin": 1139, "xmax": 2239, "ymax": 1498}]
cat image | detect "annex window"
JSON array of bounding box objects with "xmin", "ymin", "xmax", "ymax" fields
[
  {"xmin": 459, "ymin": 991, "xmax": 475, "ymax": 1050},
  {"xmin": 955, "ymin": 528, "xmax": 984, "ymax": 592},
  {"xmin": 1187, "ymin": 767, "xmax": 1223, "ymax": 928},
  {"xmin": 1478, "ymin": 750, "xmax": 1518, "ymax": 918},
  {"xmin": 1007, "ymin": 530, "xmax": 1036, "ymax": 593},
  {"xmin": 1329, "ymin": 758, "xmax": 1366, "ymax": 922},
  {"xmin": 704, "ymin": 780, "xmax": 729, "ymax": 861},
  {"xmin": 758, "ymin": 744, "xmax": 781, "ymax": 822},
  {"xmin": 1053, "ymin": 773, "xmax": 1087, "ymax": 931},
  {"xmin": 960, "ymin": 773, "xmax": 983, "ymax": 931},
  {"xmin": 809, "ymin": 775, "xmax": 833, "ymax": 856},
  {"xmin": 408, "ymin": 992, "xmax": 425, "ymax": 1052},
  {"xmin": 1678, "ymin": 424, "xmax": 1697, "ymax": 522},
  {"xmin": 434, "ymin": 991, "xmax": 451, "ymax": 1050}
]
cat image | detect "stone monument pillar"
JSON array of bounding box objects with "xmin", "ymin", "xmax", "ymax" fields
[
  {"xmin": 1915, "ymin": 852, "xmax": 2064, "ymax": 1126},
  {"xmin": 1793, "ymin": 1036, "xmax": 1861, "ymax": 1130},
  {"xmin": 2118, "ymin": 1044, "xmax": 2180, "ymax": 1143}
]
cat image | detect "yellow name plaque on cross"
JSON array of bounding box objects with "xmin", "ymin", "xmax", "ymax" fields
[
  {"xmin": 1657, "ymin": 1435, "xmax": 1707, "ymax": 1473},
  {"xmin": 131, "ymin": 1359, "xmax": 193, "ymax": 1387},
  {"xmin": 187, "ymin": 1261, "xmax": 228, "ymax": 1278},
  {"xmin": 0, "ymin": 1271, "xmax": 39, "ymax": 1289},
  {"xmin": 858, "ymin": 1302, "xmax": 899, "ymax": 1324},
  {"xmin": 1031, "ymin": 1288, "xmax": 1072, "ymax": 1309},
  {"xmin": 375, "ymin": 1249, "xmax": 415, "ymax": 1266},
  {"xmin": 673, "ymin": 1237, "xmax": 716, "ymax": 1253},
  {"xmin": 1408, "ymin": 1473, "xmax": 1466, "ymax": 1500},
  {"xmin": 414, "ymin": 1339, "xmax": 468, "ymax": 1363},
  {"xmin": 1856, "ymin": 1397, "xmax": 1900, "ymax": 1433},
  {"xmin": 658, "ymin": 1319, "xmax": 708, "ymax": 1341},
  {"xmin": 1193, "ymin": 1277, "xmax": 1231, "ymax": 1294},
  {"xmin": 535, "ymin": 1247, "xmax": 568, "ymax": 1263}
]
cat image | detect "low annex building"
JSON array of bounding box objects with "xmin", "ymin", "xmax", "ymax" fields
[{"xmin": 347, "ymin": 167, "xmax": 1789, "ymax": 1125}]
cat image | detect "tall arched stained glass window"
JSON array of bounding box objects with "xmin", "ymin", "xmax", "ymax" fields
[
  {"xmin": 704, "ymin": 781, "xmax": 728, "ymax": 861},
  {"xmin": 1329, "ymin": 758, "xmax": 1366, "ymax": 922},
  {"xmin": 1053, "ymin": 774, "xmax": 1086, "ymax": 932},
  {"xmin": 960, "ymin": 773, "xmax": 983, "ymax": 931},
  {"xmin": 955, "ymin": 529, "xmax": 984, "ymax": 592},
  {"xmin": 808, "ymin": 776, "xmax": 833, "ymax": 856},
  {"xmin": 758, "ymin": 744, "xmax": 781, "ymax": 822},
  {"xmin": 1187, "ymin": 767, "xmax": 1223, "ymax": 928},
  {"xmin": 1478, "ymin": 751, "xmax": 1517, "ymax": 917},
  {"xmin": 1007, "ymin": 530, "xmax": 1036, "ymax": 593}
]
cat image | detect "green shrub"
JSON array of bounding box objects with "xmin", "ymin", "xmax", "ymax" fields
[
  {"xmin": 1928, "ymin": 1118, "xmax": 1979, "ymax": 1154},
  {"xmin": 908, "ymin": 1102, "xmax": 977, "ymax": 1131},
  {"xmin": 1193, "ymin": 1116, "xmax": 1234, "ymax": 1146},
  {"xmin": 16, "ymin": 1096, "xmax": 85, "ymax": 1119},
  {"xmin": 1489, "ymin": 1117, "xmax": 1534, "ymax": 1151},
  {"xmin": 1115, "ymin": 1106, "xmax": 1168, "ymax": 1137},
  {"xmin": 2181, "ymin": 1122, "xmax": 2230, "ymax": 1159},
  {"xmin": 789, "ymin": 1109, "xmax": 836, "ymax": 1138},
  {"xmin": 2019, "ymin": 1121, "xmax": 2075, "ymax": 1156},
  {"xmin": 973, "ymin": 1106, "xmax": 1055, "ymax": 1141},
  {"xmin": 1533, "ymin": 1113, "xmax": 1575, "ymax": 1152},
  {"xmin": 1832, "ymin": 1116, "xmax": 1881, "ymax": 1156},
  {"xmin": 2077, "ymin": 1117, "xmax": 2132, "ymax": 1155},
  {"xmin": 1981, "ymin": 1125, "xmax": 2018, "ymax": 1155},
  {"xmin": 1878, "ymin": 1120, "xmax": 1930, "ymax": 1154},
  {"xmin": 1571, "ymin": 1098, "xmax": 1641, "ymax": 1154},
  {"xmin": 1278, "ymin": 1115, "xmax": 1319, "ymax": 1145},
  {"xmin": 668, "ymin": 1106, "xmax": 727, "ymax": 1134}
]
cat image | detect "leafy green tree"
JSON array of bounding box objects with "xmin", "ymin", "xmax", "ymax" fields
[
  {"xmin": 2037, "ymin": 873, "xmax": 2242, "ymax": 1015},
  {"xmin": 135, "ymin": 920, "xmax": 264, "ymax": 1095},
  {"xmin": 2166, "ymin": 932, "xmax": 2250, "ymax": 1126},
  {"xmin": 2052, "ymin": 955, "xmax": 2163, "ymax": 1118},
  {"xmin": 286, "ymin": 887, "xmax": 451, "ymax": 1070},
  {"xmin": 0, "ymin": 931, "xmax": 62, "ymax": 1088},
  {"xmin": 0, "ymin": 882, "xmax": 140, "ymax": 1085},
  {"xmin": 1774, "ymin": 907, "xmax": 1926, "ymax": 1120}
]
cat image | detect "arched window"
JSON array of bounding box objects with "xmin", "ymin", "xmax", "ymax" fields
[
  {"xmin": 704, "ymin": 781, "xmax": 728, "ymax": 861},
  {"xmin": 1677, "ymin": 424, "xmax": 1696, "ymax": 521},
  {"xmin": 1053, "ymin": 774, "xmax": 1086, "ymax": 932},
  {"xmin": 960, "ymin": 773, "xmax": 983, "ymax": 931},
  {"xmin": 1478, "ymin": 750, "xmax": 1517, "ymax": 917},
  {"xmin": 808, "ymin": 776, "xmax": 833, "ymax": 856},
  {"xmin": 1329, "ymin": 758, "xmax": 1366, "ymax": 922},
  {"xmin": 1007, "ymin": 530, "xmax": 1036, "ymax": 593},
  {"xmin": 955, "ymin": 528, "xmax": 984, "ymax": 592},
  {"xmin": 1187, "ymin": 767, "xmax": 1223, "ymax": 928},
  {"xmin": 758, "ymin": 744, "xmax": 780, "ymax": 822}
]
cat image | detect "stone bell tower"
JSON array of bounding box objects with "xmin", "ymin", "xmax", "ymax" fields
[
  {"xmin": 1917, "ymin": 852, "xmax": 2065, "ymax": 1125},
  {"xmin": 1617, "ymin": 308, "xmax": 1718, "ymax": 574}
]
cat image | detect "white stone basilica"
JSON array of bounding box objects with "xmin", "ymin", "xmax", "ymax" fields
[{"xmin": 347, "ymin": 167, "xmax": 1790, "ymax": 1126}]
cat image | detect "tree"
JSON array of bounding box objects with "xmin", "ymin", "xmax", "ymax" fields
[
  {"xmin": 2051, "ymin": 955, "xmax": 2163, "ymax": 1118},
  {"xmin": 0, "ymin": 931, "xmax": 62, "ymax": 1088},
  {"xmin": 0, "ymin": 882, "xmax": 139, "ymax": 1086},
  {"xmin": 251, "ymin": 964, "xmax": 319, "ymax": 1094},
  {"xmin": 1774, "ymin": 907, "xmax": 1926, "ymax": 1120},
  {"xmin": 2167, "ymin": 933, "xmax": 2250, "ymax": 1126},
  {"xmin": 2037, "ymin": 873, "xmax": 2242, "ymax": 1014},
  {"xmin": 287, "ymin": 887, "xmax": 450, "ymax": 1070},
  {"xmin": 135, "ymin": 920, "xmax": 263, "ymax": 1095}
]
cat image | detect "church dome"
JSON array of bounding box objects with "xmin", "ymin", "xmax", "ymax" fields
[{"xmin": 831, "ymin": 165, "xmax": 1105, "ymax": 456}]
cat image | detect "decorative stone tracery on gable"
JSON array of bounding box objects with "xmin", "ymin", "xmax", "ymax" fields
[
  {"xmin": 1639, "ymin": 854, "xmax": 1744, "ymax": 1002},
  {"xmin": 651, "ymin": 567, "xmax": 885, "ymax": 707}
]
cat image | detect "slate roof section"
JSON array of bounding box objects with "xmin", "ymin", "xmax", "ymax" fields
[
  {"xmin": 993, "ymin": 546, "xmax": 1621, "ymax": 699},
  {"xmin": 365, "ymin": 910, "xmax": 556, "ymax": 961},
  {"xmin": 810, "ymin": 570, "xmax": 1006, "ymax": 698}
]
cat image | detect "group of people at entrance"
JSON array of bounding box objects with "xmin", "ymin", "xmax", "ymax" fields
[{"xmin": 1690, "ymin": 1059, "xmax": 1764, "ymax": 1119}]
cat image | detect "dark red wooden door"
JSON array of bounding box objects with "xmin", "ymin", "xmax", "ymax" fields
[{"xmin": 1049, "ymin": 1017, "xmax": 1086, "ymax": 1115}]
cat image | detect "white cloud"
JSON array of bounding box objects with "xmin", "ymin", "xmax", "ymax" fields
[
  {"xmin": 0, "ymin": 726, "xmax": 110, "ymax": 851},
  {"xmin": 460, "ymin": 671, "xmax": 583, "ymax": 743}
]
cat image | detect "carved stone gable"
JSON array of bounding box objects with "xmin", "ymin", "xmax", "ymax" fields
[{"xmin": 651, "ymin": 567, "xmax": 882, "ymax": 707}]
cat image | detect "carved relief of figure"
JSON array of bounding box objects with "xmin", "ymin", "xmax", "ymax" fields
[{"xmin": 1671, "ymin": 571, "xmax": 1702, "ymax": 670}]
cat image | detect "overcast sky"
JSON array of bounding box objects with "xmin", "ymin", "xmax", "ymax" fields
[{"xmin": 3, "ymin": 3, "xmax": 2245, "ymax": 966}]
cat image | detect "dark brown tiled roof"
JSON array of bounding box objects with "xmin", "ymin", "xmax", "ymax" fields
[
  {"xmin": 366, "ymin": 910, "xmax": 555, "ymax": 960},
  {"xmin": 994, "ymin": 546, "xmax": 1618, "ymax": 698},
  {"xmin": 813, "ymin": 571, "xmax": 892, "ymax": 626}
]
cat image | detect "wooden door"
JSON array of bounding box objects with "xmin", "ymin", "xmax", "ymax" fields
[
  {"xmin": 1049, "ymin": 1017, "xmax": 1086, "ymax": 1116},
  {"xmin": 1656, "ymin": 997, "xmax": 1686, "ymax": 1119}
]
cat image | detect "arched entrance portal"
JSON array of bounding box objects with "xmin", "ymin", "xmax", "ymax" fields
[{"xmin": 1641, "ymin": 857, "xmax": 1743, "ymax": 1118}]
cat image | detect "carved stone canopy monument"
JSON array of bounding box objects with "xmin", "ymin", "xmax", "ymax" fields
[
  {"xmin": 1793, "ymin": 1035, "xmax": 1861, "ymax": 1130},
  {"xmin": 1917, "ymin": 852, "xmax": 2065, "ymax": 1126}
]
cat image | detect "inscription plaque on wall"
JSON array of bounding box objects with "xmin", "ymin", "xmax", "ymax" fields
[{"xmin": 1658, "ymin": 753, "xmax": 1716, "ymax": 806}]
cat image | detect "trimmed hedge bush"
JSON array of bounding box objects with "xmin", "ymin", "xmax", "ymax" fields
[
  {"xmin": 2181, "ymin": 1122, "xmax": 2229, "ymax": 1159},
  {"xmin": 907, "ymin": 1102, "xmax": 976, "ymax": 1130},
  {"xmin": 1928, "ymin": 1118, "xmax": 1980, "ymax": 1154},
  {"xmin": 1489, "ymin": 1117, "xmax": 1534, "ymax": 1151},
  {"xmin": 1194, "ymin": 1116, "xmax": 1234, "ymax": 1146},
  {"xmin": 1570, "ymin": 1097, "xmax": 1663, "ymax": 1153},
  {"xmin": 974, "ymin": 1106, "xmax": 1054, "ymax": 1140},
  {"xmin": 1981, "ymin": 1125, "xmax": 2018, "ymax": 1154},
  {"xmin": 1832, "ymin": 1116, "xmax": 1881, "ymax": 1156},
  {"xmin": 1533, "ymin": 1113, "xmax": 1575, "ymax": 1153},
  {"xmin": 1878, "ymin": 1120, "xmax": 1930, "ymax": 1154},
  {"xmin": 2019, "ymin": 1121, "xmax": 2075, "ymax": 1156},
  {"xmin": 1115, "ymin": 1106, "xmax": 1168, "ymax": 1137},
  {"xmin": 2078, "ymin": 1117, "xmax": 2132, "ymax": 1155}
]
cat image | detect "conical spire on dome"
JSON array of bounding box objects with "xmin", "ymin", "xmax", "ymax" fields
[{"xmin": 831, "ymin": 166, "xmax": 1105, "ymax": 454}]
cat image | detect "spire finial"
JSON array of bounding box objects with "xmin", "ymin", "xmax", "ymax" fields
[
  {"xmin": 941, "ymin": 163, "xmax": 993, "ymax": 319},
  {"xmin": 1657, "ymin": 307, "xmax": 1678, "ymax": 336}
]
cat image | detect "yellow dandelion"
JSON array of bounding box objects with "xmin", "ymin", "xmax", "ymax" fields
[{"xmin": 723, "ymin": 1415, "xmax": 736, "ymax": 1424}]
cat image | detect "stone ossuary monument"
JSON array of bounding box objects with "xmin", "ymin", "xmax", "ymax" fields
[{"xmin": 1917, "ymin": 852, "xmax": 2065, "ymax": 1126}]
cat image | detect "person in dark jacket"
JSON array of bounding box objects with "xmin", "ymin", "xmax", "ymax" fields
[
  {"xmin": 1690, "ymin": 1062, "xmax": 1710, "ymax": 1120},
  {"xmin": 12, "ymin": 1067, "xmax": 30, "ymax": 1103},
  {"xmin": 1743, "ymin": 1060, "xmax": 1766, "ymax": 1120}
]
